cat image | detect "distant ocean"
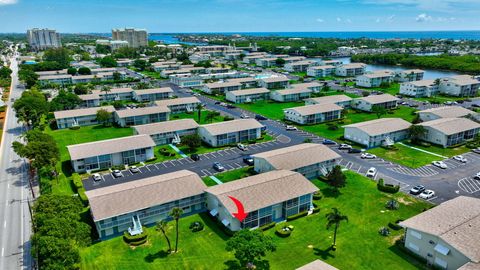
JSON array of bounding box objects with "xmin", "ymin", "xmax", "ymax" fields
[{"xmin": 149, "ymin": 31, "xmax": 480, "ymax": 44}]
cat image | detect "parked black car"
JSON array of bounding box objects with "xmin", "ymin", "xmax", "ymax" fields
[
  {"xmin": 322, "ymin": 139, "xmax": 336, "ymax": 145},
  {"xmin": 243, "ymin": 156, "xmax": 254, "ymax": 166},
  {"xmin": 348, "ymin": 148, "xmax": 362, "ymax": 153},
  {"xmin": 255, "ymin": 114, "xmax": 267, "ymax": 121},
  {"xmin": 190, "ymin": 154, "xmax": 200, "ymax": 161},
  {"xmin": 227, "ymin": 104, "xmax": 236, "ymax": 109}
]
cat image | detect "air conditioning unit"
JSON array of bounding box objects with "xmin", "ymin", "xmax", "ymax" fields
[
  {"xmin": 429, "ymin": 240, "xmax": 435, "ymax": 245},
  {"xmin": 427, "ymin": 253, "xmax": 433, "ymax": 257}
]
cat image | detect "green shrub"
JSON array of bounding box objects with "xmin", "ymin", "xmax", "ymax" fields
[
  {"xmin": 275, "ymin": 224, "xmax": 294, "ymax": 237},
  {"xmin": 386, "ymin": 199, "xmax": 400, "ymax": 210},
  {"xmin": 377, "ymin": 179, "xmax": 400, "ymax": 193},
  {"xmin": 259, "ymin": 222, "xmax": 276, "ymax": 231},
  {"xmin": 189, "ymin": 221, "xmax": 204, "ymax": 232},
  {"xmin": 77, "ymin": 187, "xmax": 89, "ymax": 206},
  {"xmin": 72, "ymin": 173, "xmax": 83, "ymax": 190},
  {"xmin": 378, "ymin": 227, "xmax": 390, "ymax": 236},
  {"xmin": 112, "ymin": 165, "xmax": 125, "ymax": 170},
  {"xmin": 223, "ymin": 116, "xmax": 234, "ymax": 121},
  {"xmin": 313, "ymin": 191, "xmax": 323, "ymax": 200},
  {"xmin": 388, "ymin": 222, "xmax": 403, "ymax": 231},
  {"xmin": 69, "ymin": 126, "xmax": 80, "ymax": 130},
  {"xmin": 123, "ymin": 227, "xmax": 148, "ymax": 245},
  {"xmin": 286, "ymin": 211, "xmax": 308, "ymax": 221}
]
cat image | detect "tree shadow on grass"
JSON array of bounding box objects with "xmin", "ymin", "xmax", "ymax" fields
[
  {"xmin": 144, "ymin": 250, "xmax": 169, "ymax": 263},
  {"xmin": 198, "ymin": 212, "xmax": 231, "ymax": 241},
  {"xmin": 321, "ymin": 187, "xmax": 341, "ymax": 198},
  {"xmin": 313, "ymin": 246, "xmax": 336, "ymax": 260},
  {"xmin": 224, "ymin": 259, "xmax": 271, "ymax": 270}
]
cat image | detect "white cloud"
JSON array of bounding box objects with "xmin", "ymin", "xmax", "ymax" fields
[
  {"xmin": 416, "ymin": 13, "xmax": 432, "ymax": 22},
  {"xmin": 375, "ymin": 18, "xmax": 381, "ymax": 23},
  {"xmin": 346, "ymin": 18, "xmax": 352, "ymax": 23},
  {"xmin": 316, "ymin": 18, "xmax": 324, "ymax": 23},
  {"xmin": 0, "ymin": 0, "xmax": 17, "ymax": 5},
  {"xmin": 360, "ymin": 0, "xmax": 480, "ymax": 12},
  {"xmin": 336, "ymin": 17, "xmax": 342, "ymax": 22}
]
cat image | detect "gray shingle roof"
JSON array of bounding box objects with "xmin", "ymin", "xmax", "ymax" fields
[
  {"xmin": 343, "ymin": 118, "xmax": 411, "ymax": 136},
  {"xmin": 205, "ymin": 170, "xmax": 318, "ymax": 214},
  {"xmin": 54, "ymin": 106, "xmax": 115, "ymax": 119},
  {"xmin": 67, "ymin": 134, "xmax": 155, "ymax": 160},
  {"xmin": 200, "ymin": 119, "xmax": 264, "ymax": 136},
  {"xmin": 86, "ymin": 170, "xmax": 206, "ymax": 221},
  {"xmin": 418, "ymin": 118, "xmax": 480, "ymax": 135},
  {"xmin": 133, "ymin": 119, "xmax": 199, "ymax": 135}
]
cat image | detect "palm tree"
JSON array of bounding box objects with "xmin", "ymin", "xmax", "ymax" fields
[
  {"xmin": 169, "ymin": 207, "xmax": 184, "ymax": 253},
  {"xmin": 101, "ymin": 85, "xmax": 111, "ymax": 99},
  {"xmin": 156, "ymin": 220, "xmax": 172, "ymax": 253},
  {"xmin": 196, "ymin": 103, "xmax": 204, "ymax": 123},
  {"xmin": 325, "ymin": 208, "xmax": 348, "ymax": 249},
  {"xmin": 408, "ymin": 125, "xmax": 427, "ymax": 144}
]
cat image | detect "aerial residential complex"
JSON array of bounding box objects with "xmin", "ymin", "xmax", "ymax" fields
[{"xmin": 111, "ymin": 27, "xmax": 148, "ymax": 48}]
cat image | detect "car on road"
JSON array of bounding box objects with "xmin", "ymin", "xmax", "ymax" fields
[
  {"xmin": 213, "ymin": 162, "xmax": 225, "ymax": 172},
  {"xmin": 255, "ymin": 114, "xmax": 267, "ymax": 121},
  {"xmin": 240, "ymin": 114, "xmax": 250, "ymax": 119},
  {"xmin": 366, "ymin": 167, "xmax": 377, "ymax": 178},
  {"xmin": 227, "ymin": 104, "xmax": 236, "ymax": 109},
  {"xmin": 453, "ymin": 155, "xmax": 467, "ymax": 163},
  {"xmin": 472, "ymin": 148, "xmax": 480, "ymax": 154},
  {"xmin": 419, "ymin": 190, "xmax": 435, "ymax": 199},
  {"xmin": 92, "ymin": 173, "xmax": 102, "ymax": 182},
  {"xmin": 193, "ymin": 93, "xmax": 201, "ymax": 97},
  {"xmin": 361, "ymin": 153, "xmax": 377, "ymax": 159},
  {"xmin": 338, "ymin": 144, "xmax": 352, "ymax": 150},
  {"xmin": 322, "ymin": 139, "xmax": 336, "ymax": 145},
  {"xmin": 129, "ymin": 166, "xmax": 140, "ymax": 173},
  {"xmin": 190, "ymin": 154, "xmax": 200, "ymax": 161},
  {"xmin": 432, "ymin": 161, "xmax": 448, "ymax": 169},
  {"xmin": 472, "ymin": 103, "xmax": 480, "ymax": 108},
  {"xmin": 237, "ymin": 143, "xmax": 247, "ymax": 151},
  {"xmin": 474, "ymin": 172, "xmax": 480, "ymax": 180},
  {"xmin": 220, "ymin": 102, "xmax": 228, "ymax": 107},
  {"xmin": 214, "ymin": 101, "xmax": 221, "ymax": 105},
  {"xmin": 285, "ymin": 125, "xmax": 297, "ymax": 131},
  {"xmin": 243, "ymin": 156, "xmax": 254, "ymax": 166},
  {"xmin": 444, "ymin": 101, "xmax": 453, "ymax": 105},
  {"xmin": 409, "ymin": 185, "xmax": 426, "ymax": 195},
  {"xmin": 348, "ymin": 148, "xmax": 362, "ymax": 154},
  {"xmin": 112, "ymin": 169, "xmax": 123, "ymax": 178}
]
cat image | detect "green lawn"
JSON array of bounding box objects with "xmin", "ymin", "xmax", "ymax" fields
[
  {"xmin": 368, "ymin": 143, "xmax": 440, "ymax": 168},
  {"xmin": 80, "ymin": 171, "xmax": 431, "ymax": 270},
  {"xmin": 45, "ymin": 125, "xmax": 134, "ymax": 194},
  {"xmin": 301, "ymin": 106, "xmax": 417, "ymax": 141},
  {"xmin": 202, "ymin": 167, "xmax": 255, "ymax": 186},
  {"xmin": 358, "ymin": 83, "xmax": 400, "ymax": 96},
  {"xmin": 172, "ymin": 110, "xmax": 225, "ymax": 125},
  {"xmin": 402, "ymin": 141, "xmax": 471, "ymax": 157},
  {"xmin": 237, "ymin": 100, "xmax": 305, "ymax": 120}
]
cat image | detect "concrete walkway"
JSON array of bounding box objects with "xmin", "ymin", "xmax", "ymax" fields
[
  {"xmin": 169, "ymin": 144, "xmax": 188, "ymax": 158},
  {"xmin": 398, "ymin": 142, "xmax": 448, "ymax": 159},
  {"xmin": 209, "ymin": 175, "xmax": 223, "ymax": 185}
]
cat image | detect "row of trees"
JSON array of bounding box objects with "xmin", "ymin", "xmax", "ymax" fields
[{"xmin": 351, "ymin": 53, "xmax": 480, "ymax": 74}]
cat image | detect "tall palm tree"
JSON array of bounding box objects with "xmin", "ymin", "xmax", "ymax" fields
[
  {"xmin": 325, "ymin": 208, "xmax": 348, "ymax": 249},
  {"xmin": 169, "ymin": 207, "xmax": 184, "ymax": 253},
  {"xmin": 156, "ymin": 220, "xmax": 172, "ymax": 253},
  {"xmin": 196, "ymin": 103, "xmax": 204, "ymax": 123}
]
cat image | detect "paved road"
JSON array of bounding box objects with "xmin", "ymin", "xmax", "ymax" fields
[
  {"xmin": 84, "ymin": 82, "xmax": 480, "ymax": 205},
  {"xmin": 0, "ymin": 51, "xmax": 32, "ymax": 269}
]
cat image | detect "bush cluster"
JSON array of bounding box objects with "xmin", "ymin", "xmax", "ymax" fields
[
  {"xmin": 286, "ymin": 211, "xmax": 308, "ymax": 221},
  {"xmin": 189, "ymin": 221, "xmax": 204, "ymax": 232},
  {"xmin": 377, "ymin": 179, "xmax": 400, "ymax": 194},
  {"xmin": 123, "ymin": 228, "xmax": 148, "ymax": 246},
  {"xmin": 275, "ymin": 224, "xmax": 294, "ymax": 238},
  {"xmin": 259, "ymin": 222, "xmax": 276, "ymax": 231},
  {"xmin": 72, "ymin": 173, "xmax": 88, "ymax": 206}
]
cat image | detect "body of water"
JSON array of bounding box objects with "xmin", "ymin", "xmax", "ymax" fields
[
  {"xmin": 150, "ymin": 31, "xmax": 480, "ymax": 42},
  {"xmin": 334, "ymin": 57, "xmax": 460, "ymax": 79}
]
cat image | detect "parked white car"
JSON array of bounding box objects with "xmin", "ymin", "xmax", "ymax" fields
[
  {"xmin": 419, "ymin": 189, "xmax": 435, "ymax": 199},
  {"xmin": 285, "ymin": 125, "xmax": 298, "ymax": 131},
  {"xmin": 361, "ymin": 153, "xmax": 377, "ymax": 159},
  {"xmin": 338, "ymin": 144, "xmax": 352, "ymax": 150},
  {"xmin": 453, "ymin": 155, "xmax": 467, "ymax": 163},
  {"xmin": 432, "ymin": 161, "xmax": 448, "ymax": 169},
  {"xmin": 366, "ymin": 167, "xmax": 377, "ymax": 178},
  {"xmin": 130, "ymin": 166, "xmax": 140, "ymax": 173},
  {"xmin": 237, "ymin": 143, "xmax": 247, "ymax": 151},
  {"xmin": 92, "ymin": 173, "xmax": 102, "ymax": 182}
]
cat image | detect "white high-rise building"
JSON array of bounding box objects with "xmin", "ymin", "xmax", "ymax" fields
[
  {"xmin": 111, "ymin": 28, "xmax": 148, "ymax": 48},
  {"xmin": 26, "ymin": 28, "xmax": 62, "ymax": 50}
]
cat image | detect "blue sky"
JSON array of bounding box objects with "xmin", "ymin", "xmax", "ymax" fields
[{"xmin": 0, "ymin": 0, "xmax": 479, "ymax": 33}]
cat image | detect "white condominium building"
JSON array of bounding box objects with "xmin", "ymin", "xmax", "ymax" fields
[
  {"xmin": 26, "ymin": 28, "xmax": 61, "ymax": 50},
  {"xmin": 112, "ymin": 28, "xmax": 148, "ymax": 48}
]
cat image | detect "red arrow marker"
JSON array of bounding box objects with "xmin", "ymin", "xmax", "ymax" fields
[{"xmin": 228, "ymin": 196, "xmax": 248, "ymax": 222}]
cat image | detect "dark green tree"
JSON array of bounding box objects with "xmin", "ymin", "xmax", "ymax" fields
[
  {"xmin": 99, "ymin": 56, "xmax": 118, "ymax": 67},
  {"xmin": 225, "ymin": 229, "xmax": 276, "ymax": 269},
  {"xmin": 326, "ymin": 165, "xmax": 346, "ymax": 191},
  {"xmin": 275, "ymin": 58, "xmax": 286, "ymax": 66},
  {"xmin": 67, "ymin": 67, "xmax": 77, "ymax": 75},
  {"xmin": 182, "ymin": 134, "xmax": 201, "ymax": 151},
  {"xmin": 43, "ymin": 48, "xmax": 70, "ymax": 68},
  {"xmin": 13, "ymin": 89, "xmax": 49, "ymax": 127},
  {"xmin": 77, "ymin": 67, "xmax": 91, "ymax": 75},
  {"xmin": 96, "ymin": 109, "xmax": 112, "ymax": 126},
  {"xmin": 12, "ymin": 130, "xmax": 59, "ymax": 170},
  {"xmin": 156, "ymin": 220, "xmax": 172, "ymax": 253},
  {"xmin": 49, "ymin": 89, "xmax": 82, "ymax": 111},
  {"xmin": 372, "ymin": 105, "xmax": 387, "ymax": 119}
]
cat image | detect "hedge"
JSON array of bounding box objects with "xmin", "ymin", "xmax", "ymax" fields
[
  {"xmin": 72, "ymin": 173, "xmax": 83, "ymax": 190},
  {"xmin": 275, "ymin": 228, "xmax": 292, "ymax": 238},
  {"xmin": 286, "ymin": 211, "xmax": 308, "ymax": 221},
  {"xmin": 377, "ymin": 179, "xmax": 400, "ymax": 194},
  {"xmin": 77, "ymin": 187, "xmax": 88, "ymax": 206},
  {"xmin": 123, "ymin": 227, "xmax": 148, "ymax": 246},
  {"xmin": 259, "ymin": 222, "xmax": 276, "ymax": 231},
  {"xmin": 388, "ymin": 222, "xmax": 403, "ymax": 231}
]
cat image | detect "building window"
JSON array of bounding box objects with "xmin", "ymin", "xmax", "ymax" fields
[{"xmin": 409, "ymin": 230, "xmax": 422, "ymax": 240}]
